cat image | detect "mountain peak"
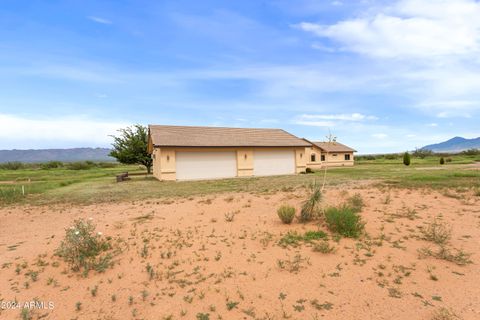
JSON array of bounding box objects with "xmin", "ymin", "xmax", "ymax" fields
[{"xmin": 421, "ymin": 136, "xmax": 480, "ymax": 153}]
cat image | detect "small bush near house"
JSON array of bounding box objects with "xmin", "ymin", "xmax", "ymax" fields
[
  {"xmin": 403, "ymin": 152, "xmax": 411, "ymax": 166},
  {"xmin": 324, "ymin": 205, "xmax": 364, "ymax": 238},
  {"xmin": 305, "ymin": 167, "xmax": 313, "ymax": 174},
  {"xmin": 277, "ymin": 205, "xmax": 296, "ymax": 224},
  {"xmin": 439, "ymin": 157, "xmax": 445, "ymax": 165},
  {"xmin": 346, "ymin": 193, "xmax": 364, "ymax": 213},
  {"xmin": 56, "ymin": 219, "xmax": 113, "ymax": 273},
  {"xmin": 299, "ymin": 182, "xmax": 322, "ymax": 223}
]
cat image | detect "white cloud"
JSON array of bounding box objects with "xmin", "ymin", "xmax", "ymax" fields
[
  {"xmin": 297, "ymin": 0, "xmax": 480, "ymax": 59},
  {"xmin": 87, "ymin": 16, "xmax": 112, "ymax": 25},
  {"xmin": 0, "ymin": 114, "xmax": 128, "ymax": 149},
  {"xmin": 294, "ymin": 113, "xmax": 378, "ymax": 127},
  {"xmin": 427, "ymin": 123, "xmax": 438, "ymax": 127},
  {"xmin": 300, "ymin": 113, "xmax": 378, "ymax": 121},
  {"xmin": 295, "ymin": 120, "xmax": 336, "ymax": 127},
  {"xmin": 372, "ymin": 133, "xmax": 388, "ymax": 139}
]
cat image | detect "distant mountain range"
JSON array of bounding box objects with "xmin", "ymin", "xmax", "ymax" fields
[
  {"xmin": 421, "ymin": 136, "xmax": 480, "ymax": 153},
  {"xmin": 0, "ymin": 148, "xmax": 115, "ymax": 163}
]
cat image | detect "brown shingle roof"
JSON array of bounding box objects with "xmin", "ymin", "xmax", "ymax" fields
[
  {"xmin": 148, "ymin": 125, "xmax": 312, "ymax": 148},
  {"xmin": 312, "ymin": 141, "xmax": 356, "ymax": 153}
]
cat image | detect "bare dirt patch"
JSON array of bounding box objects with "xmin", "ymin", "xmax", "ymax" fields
[{"xmin": 0, "ymin": 187, "xmax": 479, "ymax": 319}]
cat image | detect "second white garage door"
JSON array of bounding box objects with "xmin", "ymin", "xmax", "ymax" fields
[
  {"xmin": 176, "ymin": 151, "xmax": 237, "ymax": 180},
  {"xmin": 253, "ymin": 150, "xmax": 295, "ymax": 176}
]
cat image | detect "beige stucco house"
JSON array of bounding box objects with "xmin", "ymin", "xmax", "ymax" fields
[
  {"xmin": 305, "ymin": 140, "xmax": 356, "ymax": 169},
  {"xmin": 147, "ymin": 125, "xmax": 311, "ymax": 181}
]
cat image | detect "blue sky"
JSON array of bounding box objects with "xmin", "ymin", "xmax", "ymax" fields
[{"xmin": 0, "ymin": 0, "xmax": 479, "ymax": 153}]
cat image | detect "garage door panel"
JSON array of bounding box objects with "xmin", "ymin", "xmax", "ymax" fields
[
  {"xmin": 253, "ymin": 150, "xmax": 295, "ymax": 176},
  {"xmin": 176, "ymin": 151, "xmax": 237, "ymax": 180}
]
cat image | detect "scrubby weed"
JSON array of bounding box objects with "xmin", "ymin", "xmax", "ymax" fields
[
  {"xmin": 224, "ymin": 211, "xmax": 237, "ymax": 222},
  {"xmin": 346, "ymin": 193, "xmax": 364, "ymax": 213},
  {"xmin": 431, "ymin": 307, "xmax": 460, "ymax": 320},
  {"xmin": 277, "ymin": 254, "xmax": 310, "ymax": 273},
  {"xmin": 421, "ymin": 218, "xmax": 451, "ymax": 245},
  {"xmin": 56, "ymin": 218, "xmax": 113, "ymax": 272},
  {"xmin": 278, "ymin": 230, "xmax": 327, "ymax": 247},
  {"xmin": 312, "ymin": 241, "xmax": 335, "ymax": 254},
  {"xmin": 324, "ymin": 205, "xmax": 364, "ymax": 238},
  {"xmin": 299, "ymin": 182, "xmax": 322, "ymax": 223},
  {"xmin": 418, "ymin": 246, "xmax": 472, "ymax": 266},
  {"xmin": 277, "ymin": 205, "xmax": 296, "ymax": 224}
]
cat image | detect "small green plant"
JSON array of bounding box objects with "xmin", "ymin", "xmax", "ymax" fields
[
  {"xmin": 346, "ymin": 193, "xmax": 364, "ymax": 213},
  {"xmin": 75, "ymin": 302, "xmax": 82, "ymax": 311},
  {"xmin": 403, "ymin": 152, "xmax": 411, "ymax": 166},
  {"xmin": 277, "ymin": 205, "xmax": 296, "ymax": 224},
  {"xmin": 299, "ymin": 182, "xmax": 322, "ymax": 222},
  {"xmin": 20, "ymin": 308, "xmax": 32, "ymax": 320},
  {"xmin": 303, "ymin": 230, "xmax": 327, "ymax": 241},
  {"xmin": 324, "ymin": 205, "xmax": 364, "ymax": 238},
  {"xmin": 56, "ymin": 219, "xmax": 112, "ymax": 272},
  {"xmin": 439, "ymin": 157, "xmax": 445, "ymax": 165},
  {"xmin": 226, "ymin": 300, "xmax": 239, "ymax": 310},
  {"xmin": 196, "ymin": 313, "xmax": 210, "ymax": 320},
  {"xmin": 431, "ymin": 307, "xmax": 459, "ymax": 320}
]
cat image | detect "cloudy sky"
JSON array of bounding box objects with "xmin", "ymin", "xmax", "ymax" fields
[{"xmin": 1, "ymin": 0, "xmax": 479, "ymax": 153}]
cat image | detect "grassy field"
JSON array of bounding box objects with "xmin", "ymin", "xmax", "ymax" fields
[{"xmin": 0, "ymin": 154, "xmax": 479, "ymax": 206}]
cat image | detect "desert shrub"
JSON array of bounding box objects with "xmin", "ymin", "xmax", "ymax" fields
[
  {"xmin": 421, "ymin": 218, "xmax": 451, "ymax": 245},
  {"xmin": 475, "ymin": 189, "xmax": 480, "ymax": 197},
  {"xmin": 346, "ymin": 193, "xmax": 364, "ymax": 213},
  {"xmin": 66, "ymin": 161, "xmax": 94, "ymax": 170},
  {"xmin": 41, "ymin": 161, "xmax": 63, "ymax": 169},
  {"xmin": 462, "ymin": 148, "xmax": 480, "ymax": 156},
  {"xmin": 431, "ymin": 307, "xmax": 459, "ymax": 320},
  {"xmin": 97, "ymin": 162, "xmax": 117, "ymax": 168},
  {"xmin": 324, "ymin": 205, "xmax": 364, "ymax": 238},
  {"xmin": 277, "ymin": 205, "xmax": 296, "ymax": 224},
  {"xmin": 384, "ymin": 154, "xmax": 399, "ymax": 160},
  {"xmin": 412, "ymin": 148, "xmax": 433, "ymax": 159},
  {"xmin": 403, "ymin": 152, "xmax": 411, "ymax": 166},
  {"xmin": 445, "ymin": 157, "xmax": 452, "ymax": 163},
  {"xmin": 439, "ymin": 157, "xmax": 445, "ymax": 165},
  {"xmin": 312, "ymin": 241, "xmax": 335, "ymax": 254},
  {"xmin": 299, "ymin": 182, "xmax": 322, "ymax": 223},
  {"xmin": 278, "ymin": 231, "xmax": 304, "ymax": 247},
  {"xmin": 0, "ymin": 161, "xmax": 24, "ymax": 170},
  {"xmin": 279, "ymin": 230, "xmax": 327, "ymax": 247},
  {"xmin": 303, "ymin": 230, "xmax": 327, "ymax": 241},
  {"xmin": 56, "ymin": 219, "xmax": 112, "ymax": 272},
  {"xmin": 419, "ymin": 246, "xmax": 472, "ymax": 266},
  {"xmin": 305, "ymin": 167, "xmax": 313, "ymax": 174}
]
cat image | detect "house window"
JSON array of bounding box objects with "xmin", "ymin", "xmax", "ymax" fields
[
  {"xmin": 321, "ymin": 155, "xmax": 325, "ymax": 161},
  {"xmin": 345, "ymin": 154, "xmax": 351, "ymax": 161},
  {"xmin": 310, "ymin": 154, "xmax": 316, "ymax": 162}
]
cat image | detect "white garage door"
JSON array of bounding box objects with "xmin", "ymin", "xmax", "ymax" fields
[
  {"xmin": 253, "ymin": 150, "xmax": 295, "ymax": 176},
  {"xmin": 176, "ymin": 151, "xmax": 237, "ymax": 180}
]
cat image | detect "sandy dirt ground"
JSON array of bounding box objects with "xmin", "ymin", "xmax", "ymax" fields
[{"xmin": 0, "ymin": 185, "xmax": 479, "ymax": 320}]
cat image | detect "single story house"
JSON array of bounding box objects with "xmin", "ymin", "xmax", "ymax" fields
[
  {"xmin": 147, "ymin": 125, "xmax": 311, "ymax": 181},
  {"xmin": 305, "ymin": 140, "xmax": 356, "ymax": 169}
]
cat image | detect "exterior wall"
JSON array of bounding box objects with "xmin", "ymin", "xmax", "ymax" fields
[
  {"xmin": 151, "ymin": 146, "xmax": 307, "ymax": 181},
  {"xmin": 322, "ymin": 152, "xmax": 354, "ymax": 167},
  {"xmin": 305, "ymin": 146, "xmax": 323, "ymax": 170},
  {"xmin": 304, "ymin": 146, "xmax": 355, "ymax": 169}
]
